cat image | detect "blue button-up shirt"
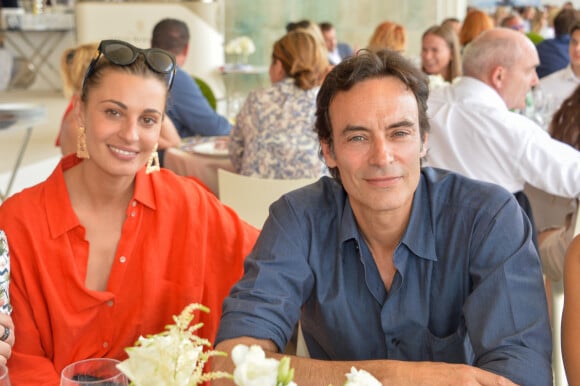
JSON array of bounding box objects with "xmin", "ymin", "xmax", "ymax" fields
[{"xmin": 217, "ymin": 168, "xmax": 552, "ymax": 385}]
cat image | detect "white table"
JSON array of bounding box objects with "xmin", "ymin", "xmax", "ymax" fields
[{"xmin": 0, "ymin": 103, "xmax": 45, "ymax": 201}]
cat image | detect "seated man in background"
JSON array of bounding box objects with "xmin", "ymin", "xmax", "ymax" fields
[
  {"xmin": 213, "ymin": 49, "xmax": 552, "ymax": 385},
  {"xmin": 318, "ymin": 22, "xmax": 353, "ymax": 65},
  {"xmin": 151, "ymin": 18, "xmax": 231, "ymax": 139},
  {"xmin": 535, "ymin": 8, "xmax": 580, "ymax": 78},
  {"xmin": 539, "ymin": 21, "xmax": 580, "ymax": 112},
  {"xmin": 426, "ymin": 28, "xmax": 580, "ymax": 249}
]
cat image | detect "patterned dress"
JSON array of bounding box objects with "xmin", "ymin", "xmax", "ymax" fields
[{"xmin": 228, "ymin": 78, "xmax": 325, "ymax": 179}]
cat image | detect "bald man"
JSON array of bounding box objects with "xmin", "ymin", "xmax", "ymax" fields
[{"xmin": 426, "ymin": 28, "xmax": 580, "ymax": 247}]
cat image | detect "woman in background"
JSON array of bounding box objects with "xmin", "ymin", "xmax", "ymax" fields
[
  {"xmin": 58, "ymin": 42, "xmax": 180, "ymax": 156},
  {"xmin": 228, "ymin": 30, "xmax": 328, "ymax": 179},
  {"xmin": 538, "ymin": 84, "xmax": 580, "ymax": 282},
  {"xmin": 367, "ymin": 21, "xmax": 407, "ymax": 54},
  {"xmin": 541, "ymin": 86, "xmax": 580, "ymax": 372},
  {"xmin": 421, "ymin": 24, "xmax": 462, "ymax": 84}
]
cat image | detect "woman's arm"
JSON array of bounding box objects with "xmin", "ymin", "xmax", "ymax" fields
[{"xmin": 562, "ymin": 234, "xmax": 580, "ymax": 384}]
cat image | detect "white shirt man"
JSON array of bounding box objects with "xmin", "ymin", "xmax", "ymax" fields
[{"xmin": 426, "ymin": 28, "xmax": 580, "ymax": 200}]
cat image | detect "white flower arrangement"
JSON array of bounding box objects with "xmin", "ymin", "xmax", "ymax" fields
[
  {"xmin": 225, "ymin": 36, "xmax": 256, "ymax": 57},
  {"xmin": 116, "ymin": 303, "xmax": 231, "ymax": 386},
  {"xmin": 118, "ymin": 303, "xmax": 381, "ymax": 386}
]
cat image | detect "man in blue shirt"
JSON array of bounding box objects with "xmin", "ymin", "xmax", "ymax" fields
[
  {"xmin": 213, "ymin": 50, "xmax": 552, "ymax": 385},
  {"xmin": 151, "ymin": 19, "xmax": 231, "ymax": 138},
  {"xmin": 536, "ymin": 8, "xmax": 580, "ymax": 78}
]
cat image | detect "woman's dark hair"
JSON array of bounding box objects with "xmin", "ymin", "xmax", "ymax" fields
[
  {"xmin": 549, "ymin": 84, "xmax": 580, "ymax": 150},
  {"xmin": 315, "ymin": 49, "xmax": 430, "ymax": 179},
  {"xmin": 81, "ymin": 55, "xmax": 168, "ymax": 103}
]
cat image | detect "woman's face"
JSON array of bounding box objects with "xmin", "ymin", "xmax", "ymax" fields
[
  {"xmin": 421, "ymin": 33, "xmax": 452, "ymax": 77},
  {"xmin": 78, "ymin": 68, "xmax": 167, "ymax": 177}
]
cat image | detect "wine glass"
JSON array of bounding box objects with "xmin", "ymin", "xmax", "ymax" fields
[
  {"xmin": 0, "ymin": 364, "xmax": 11, "ymax": 386},
  {"xmin": 531, "ymin": 88, "xmax": 557, "ymax": 129},
  {"xmin": 60, "ymin": 358, "xmax": 128, "ymax": 386}
]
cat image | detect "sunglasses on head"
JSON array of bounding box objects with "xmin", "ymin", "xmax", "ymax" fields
[{"xmin": 82, "ymin": 39, "xmax": 176, "ymax": 93}]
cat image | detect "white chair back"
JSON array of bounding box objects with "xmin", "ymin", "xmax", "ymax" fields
[{"xmin": 217, "ymin": 169, "xmax": 317, "ymax": 229}]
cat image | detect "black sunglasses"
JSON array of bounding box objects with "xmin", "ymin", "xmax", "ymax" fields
[{"xmin": 82, "ymin": 39, "xmax": 176, "ymax": 93}]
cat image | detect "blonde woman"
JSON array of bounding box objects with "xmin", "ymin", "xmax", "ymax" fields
[
  {"xmin": 58, "ymin": 43, "xmax": 179, "ymax": 156},
  {"xmin": 228, "ymin": 30, "xmax": 329, "ymax": 178},
  {"xmin": 421, "ymin": 24, "xmax": 462, "ymax": 83}
]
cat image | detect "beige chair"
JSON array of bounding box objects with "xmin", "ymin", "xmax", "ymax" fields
[
  {"xmin": 217, "ymin": 168, "xmax": 317, "ymax": 229},
  {"xmin": 218, "ymin": 168, "xmax": 315, "ymax": 357}
]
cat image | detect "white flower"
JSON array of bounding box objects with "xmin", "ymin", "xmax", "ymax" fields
[
  {"xmin": 117, "ymin": 303, "xmax": 231, "ymax": 386},
  {"xmin": 343, "ymin": 367, "xmax": 381, "ymax": 386},
  {"xmin": 225, "ymin": 36, "xmax": 256, "ymax": 56},
  {"xmin": 232, "ymin": 344, "xmax": 296, "ymax": 386}
]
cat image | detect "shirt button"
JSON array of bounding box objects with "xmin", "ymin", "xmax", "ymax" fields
[
  {"xmin": 119, "ymin": 256, "xmax": 126, "ymax": 263},
  {"xmin": 130, "ymin": 211, "xmax": 136, "ymax": 217},
  {"xmin": 103, "ymin": 341, "xmax": 109, "ymax": 348},
  {"xmin": 106, "ymin": 300, "xmax": 114, "ymax": 307},
  {"xmin": 132, "ymin": 201, "xmax": 137, "ymax": 207}
]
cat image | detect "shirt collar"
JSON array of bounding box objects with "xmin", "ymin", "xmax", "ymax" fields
[
  {"xmin": 336, "ymin": 172, "xmax": 437, "ymax": 261},
  {"xmin": 452, "ymin": 77, "xmax": 508, "ymax": 110},
  {"xmin": 400, "ymin": 171, "xmax": 437, "ymax": 261},
  {"xmin": 562, "ymin": 65, "xmax": 580, "ymax": 82},
  {"xmin": 45, "ymin": 155, "xmax": 157, "ymax": 238}
]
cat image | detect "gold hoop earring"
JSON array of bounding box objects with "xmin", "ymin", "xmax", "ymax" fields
[
  {"xmin": 76, "ymin": 126, "xmax": 90, "ymax": 159},
  {"xmin": 146, "ymin": 143, "xmax": 160, "ymax": 174}
]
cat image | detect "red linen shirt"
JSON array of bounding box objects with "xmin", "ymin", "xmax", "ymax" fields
[{"xmin": 0, "ymin": 155, "xmax": 259, "ymax": 385}]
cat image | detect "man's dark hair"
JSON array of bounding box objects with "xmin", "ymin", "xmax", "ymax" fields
[
  {"xmin": 319, "ymin": 22, "xmax": 334, "ymax": 33},
  {"xmin": 151, "ymin": 18, "xmax": 190, "ymax": 55},
  {"xmin": 571, "ymin": 21, "xmax": 580, "ymax": 36},
  {"xmin": 286, "ymin": 19, "xmax": 311, "ymax": 33},
  {"xmin": 315, "ymin": 49, "xmax": 430, "ymax": 179},
  {"xmin": 554, "ymin": 9, "xmax": 580, "ymax": 37}
]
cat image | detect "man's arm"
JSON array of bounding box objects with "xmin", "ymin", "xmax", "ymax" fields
[
  {"xmin": 169, "ymin": 71, "xmax": 231, "ymax": 137},
  {"xmin": 212, "ymin": 337, "xmax": 516, "ymax": 386}
]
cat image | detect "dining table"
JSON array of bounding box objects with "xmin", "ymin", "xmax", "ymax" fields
[{"xmin": 163, "ymin": 136, "xmax": 235, "ymax": 196}]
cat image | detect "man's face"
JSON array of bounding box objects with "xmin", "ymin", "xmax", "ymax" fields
[
  {"xmin": 322, "ymin": 28, "xmax": 338, "ymax": 52},
  {"xmin": 501, "ymin": 41, "xmax": 539, "ymax": 109},
  {"xmin": 569, "ymin": 29, "xmax": 580, "ymax": 73},
  {"xmin": 321, "ymin": 77, "xmax": 427, "ymax": 219}
]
